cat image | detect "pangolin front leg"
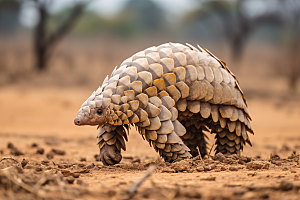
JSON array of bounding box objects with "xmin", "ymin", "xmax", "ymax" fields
[
  {"xmin": 97, "ymin": 125, "xmax": 128, "ymax": 165},
  {"xmin": 142, "ymin": 95, "xmax": 191, "ymax": 162},
  {"xmin": 100, "ymin": 144, "xmax": 122, "ymax": 165}
]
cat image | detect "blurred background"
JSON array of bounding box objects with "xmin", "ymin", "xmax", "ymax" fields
[{"xmin": 0, "ymin": 0, "xmax": 300, "ymax": 159}]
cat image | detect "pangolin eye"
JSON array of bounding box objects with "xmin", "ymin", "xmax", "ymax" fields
[{"xmin": 97, "ymin": 109, "xmax": 103, "ymax": 115}]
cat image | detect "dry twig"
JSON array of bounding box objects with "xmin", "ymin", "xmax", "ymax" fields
[
  {"xmin": 298, "ymin": 151, "xmax": 300, "ymax": 166},
  {"xmin": 123, "ymin": 165, "xmax": 156, "ymax": 199},
  {"xmin": 0, "ymin": 157, "xmax": 19, "ymax": 164},
  {"xmin": 208, "ymin": 144, "xmax": 215, "ymax": 157},
  {"xmin": 56, "ymin": 176, "xmax": 68, "ymax": 199},
  {"xmin": 0, "ymin": 169, "xmax": 37, "ymax": 194},
  {"xmin": 196, "ymin": 146, "xmax": 204, "ymax": 164}
]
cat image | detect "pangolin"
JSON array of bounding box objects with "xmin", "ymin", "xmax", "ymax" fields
[{"xmin": 74, "ymin": 42, "xmax": 254, "ymax": 165}]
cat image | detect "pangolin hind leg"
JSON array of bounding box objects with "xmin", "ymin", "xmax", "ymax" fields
[
  {"xmin": 180, "ymin": 124, "xmax": 209, "ymax": 158},
  {"xmin": 213, "ymin": 106, "xmax": 253, "ymax": 155},
  {"xmin": 214, "ymin": 125, "xmax": 251, "ymax": 155},
  {"xmin": 214, "ymin": 128, "xmax": 242, "ymax": 155}
]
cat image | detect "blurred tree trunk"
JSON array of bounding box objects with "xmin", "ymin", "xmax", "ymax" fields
[
  {"xmin": 231, "ymin": 0, "xmax": 300, "ymax": 93},
  {"xmin": 288, "ymin": 28, "xmax": 300, "ymax": 93},
  {"xmin": 34, "ymin": 2, "xmax": 47, "ymax": 70},
  {"xmin": 33, "ymin": 0, "xmax": 86, "ymax": 70},
  {"xmin": 231, "ymin": 0, "xmax": 250, "ymax": 61}
]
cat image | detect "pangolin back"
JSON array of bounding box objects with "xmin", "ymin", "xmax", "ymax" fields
[{"xmin": 79, "ymin": 42, "xmax": 253, "ymax": 163}]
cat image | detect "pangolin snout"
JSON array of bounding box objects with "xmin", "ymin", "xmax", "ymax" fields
[{"xmin": 74, "ymin": 117, "xmax": 82, "ymax": 126}]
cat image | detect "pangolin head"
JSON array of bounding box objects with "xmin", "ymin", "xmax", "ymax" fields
[
  {"xmin": 74, "ymin": 104, "xmax": 109, "ymax": 126},
  {"xmin": 74, "ymin": 75, "xmax": 115, "ymax": 126},
  {"xmin": 74, "ymin": 93, "xmax": 114, "ymax": 127}
]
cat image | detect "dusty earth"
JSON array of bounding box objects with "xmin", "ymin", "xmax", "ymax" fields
[{"xmin": 1, "ymin": 86, "xmax": 300, "ymax": 200}]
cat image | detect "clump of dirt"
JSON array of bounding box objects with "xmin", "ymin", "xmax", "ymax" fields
[
  {"xmin": 157, "ymin": 153, "xmax": 281, "ymax": 173},
  {"xmin": 1, "ymin": 142, "xmax": 300, "ymax": 200}
]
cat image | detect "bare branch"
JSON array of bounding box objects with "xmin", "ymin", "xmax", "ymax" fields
[
  {"xmin": 0, "ymin": 169, "xmax": 37, "ymax": 194},
  {"xmin": 47, "ymin": 3, "xmax": 87, "ymax": 47},
  {"xmin": 124, "ymin": 165, "xmax": 156, "ymax": 199},
  {"xmin": 0, "ymin": 157, "xmax": 19, "ymax": 164},
  {"xmin": 33, "ymin": 0, "xmax": 88, "ymax": 70}
]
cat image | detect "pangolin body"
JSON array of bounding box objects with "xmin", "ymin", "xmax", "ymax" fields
[{"xmin": 74, "ymin": 42, "xmax": 254, "ymax": 165}]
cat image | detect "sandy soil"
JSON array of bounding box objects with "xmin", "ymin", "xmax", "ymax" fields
[{"xmin": 0, "ymin": 86, "xmax": 300, "ymax": 200}]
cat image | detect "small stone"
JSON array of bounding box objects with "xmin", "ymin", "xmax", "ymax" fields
[
  {"xmin": 80, "ymin": 157, "xmax": 86, "ymax": 162},
  {"xmin": 229, "ymin": 166, "xmax": 238, "ymax": 171},
  {"xmin": 24, "ymin": 165, "xmax": 33, "ymax": 169},
  {"xmin": 10, "ymin": 149, "xmax": 24, "ymax": 156},
  {"xmin": 243, "ymin": 192, "xmax": 256, "ymax": 199},
  {"xmin": 200, "ymin": 176, "xmax": 216, "ymax": 181},
  {"xmin": 260, "ymin": 192, "xmax": 269, "ymax": 199},
  {"xmin": 271, "ymin": 160, "xmax": 281, "ymax": 166},
  {"xmin": 270, "ymin": 154, "xmax": 280, "ymax": 160},
  {"xmin": 36, "ymin": 148, "xmax": 44, "ymax": 154},
  {"xmin": 161, "ymin": 167, "xmax": 176, "ymax": 173},
  {"xmin": 233, "ymin": 187, "xmax": 247, "ymax": 195},
  {"xmin": 86, "ymin": 163, "xmax": 95, "ymax": 169},
  {"xmin": 75, "ymin": 169, "xmax": 90, "ymax": 174},
  {"xmin": 174, "ymin": 165, "xmax": 186, "ymax": 172},
  {"xmin": 203, "ymin": 166, "xmax": 211, "ymax": 171},
  {"xmin": 44, "ymin": 137, "xmax": 60, "ymax": 145},
  {"xmin": 107, "ymin": 190, "xmax": 117, "ymax": 197},
  {"xmin": 7, "ymin": 142, "xmax": 14, "ymax": 149},
  {"xmin": 65, "ymin": 176, "xmax": 75, "ymax": 184},
  {"xmin": 31, "ymin": 143, "xmax": 38, "ymax": 147},
  {"xmin": 279, "ymin": 180, "xmax": 293, "ymax": 191},
  {"xmin": 51, "ymin": 149, "xmax": 65, "ymax": 155},
  {"xmin": 213, "ymin": 152, "xmax": 225, "ymax": 162},
  {"xmin": 21, "ymin": 159, "xmax": 28, "ymax": 168},
  {"xmin": 58, "ymin": 164, "xmax": 66, "ymax": 169},
  {"xmin": 246, "ymin": 161, "xmax": 270, "ymax": 170},
  {"xmin": 210, "ymin": 164, "xmax": 216, "ymax": 170},
  {"xmin": 238, "ymin": 160, "xmax": 245, "ymax": 165},
  {"xmin": 72, "ymin": 173, "xmax": 80, "ymax": 178},
  {"xmin": 196, "ymin": 166, "xmax": 204, "ymax": 172},
  {"xmin": 178, "ymin": 188, "xmax": 202, "ymax": 198},
  {"xmin": 61, "ymin": 170, "xmax": 72, "ymax": 177},
  {"xmin": 41, "ymin": 160, "xmax": 50, "ymax": 165},
  {"xmin": 247, "ymin": 172, "xmax": 257, "ymax": 177},
  {"xmin": 132, "ymin": 158, "xmax": 141, "ymax": 163},
  {"xmin": 219, "ymin": 165, "xmax": 227, "ymax": 171},
  {"xmin": 282, "ymin": 167, "xmax": 289, "ymax": 171},
  {"xmin": 172, "ymin": 160, "xmax": 189, "ymax": 172},
  {"xmin": 35, "ymin": 166, "xmax": 43, "ymax": 172},
  {"xmin": 76, "ymin": 179, "xmax": 84, "ymax": 185},
  {"xmin": 46, "ymin": 151, "xmax": 54, "ymax": 159},
  {"xmin": 78, "ymin": 163, "xmax": 85, "ymax": 168}
]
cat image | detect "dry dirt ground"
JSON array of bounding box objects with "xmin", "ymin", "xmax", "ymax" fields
[{"xmin": 0, "ymin": 86, "xmax": 300, "ymax": 200}]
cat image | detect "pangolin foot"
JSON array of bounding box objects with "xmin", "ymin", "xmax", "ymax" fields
[{"xmin": 100, "ymin": 144, "xmax": 122, "ymax": 165}]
